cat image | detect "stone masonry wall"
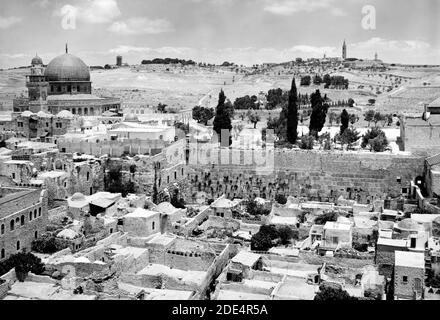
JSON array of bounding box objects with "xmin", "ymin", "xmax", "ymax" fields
[{"xmin": 188, "ymin": 148, "xmax": 424, "ymax": 202}]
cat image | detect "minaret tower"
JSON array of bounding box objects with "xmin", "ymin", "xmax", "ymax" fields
[
  {"xmin": 342, "ymin": 40, "xmax": 347, "ymax": 60},
  {"xmin": 27, "ymin": 54, "xmax": 49, "ymax": 112}
]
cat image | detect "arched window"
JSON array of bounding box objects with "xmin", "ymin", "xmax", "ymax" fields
[
  {"xmin": 35, "ymin": 231, "xmax": 38, "ymax": 239},
  {"xmin": 29, "ymin": 212, "xmax": 33, "ymax": 221},
  {"xmin": 0, "ymin": 224, "xmax": 4, "ymax": 235},
  {"xmin": 1, "ymin": 248, "xmax": 4, "ymax": 259},
  {"xmin": 34, "ymin": 209, "xmax": 37, "ymax": 219},
  {"xmin": 174, "ymin": 172, "xmax": 177, "ymax": 180},
  {"xmin": 167, "ymin": 176, "xmax": 170, "ymax": 184},
  {"xmin": 16, "ymin": 241, "xmax": 20, "ymax": 251},
  {"xmin": 38, "ymin": 208, "xmax": 42, "ymax": 217},
  {"xmin": 21, "ymin": 215, "xmax": 25, "ymax": 226},
  {"xmin": 86, "ymin": 172, "xmax": 90, "ymax": 181},
  {"xmin": 15, "ymin": 217, "xmax": 19, "ymax": 225},
  {"xmin": 10, "ymin": 220, "xmax": 14, "ymax": 231},
  {"xmin": 152, "ymin": 221, "xmax": 155, "ymax": 230},
  {"xmin": 72, "ymin": 108, "xmax": 76, "ymax": 114}
]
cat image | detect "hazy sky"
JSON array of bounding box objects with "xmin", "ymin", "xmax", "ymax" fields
[{"xmin": 0, "ymin": 0, "xmax": 439, "ymax": 67}]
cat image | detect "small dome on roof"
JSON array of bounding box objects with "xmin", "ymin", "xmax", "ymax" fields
[
  {"xmin": 156, "ymin": 202, "xmax": 177, "ymax": 214},
  {"xmin": 57, "ymin": 110, "xmax": 74, "ymax": 119},
  {"xmin": 71, "ymin": 192, "xmax": 86, "ymax": 202},
  {"xmin": 397, "ymin": 218, "xmax": 421, "ymax": 231},
  {"xmin": 36, "ymin": 111, "xmax": 52, "ymax": 118},
  {"xmin": 211, "ymin": 198, "xmax": 234, "ymax": 208},
  {"xmin": 21, "ymin": 111, "xmax": 34, "ymax": 117},
  {"xmin": 31, "ymin": 55, "xmax": 43, "ymax": 66},
  {"xmin": 57, "ymin": 229, "xmax": 79, "ymax": 240},
  {"xmin": 124, "ymin": 113, "xmax": 139, "ymax": 122}
]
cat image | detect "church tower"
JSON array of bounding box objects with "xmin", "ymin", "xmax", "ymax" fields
[
  {"xmin": 342, "ymin": 40, "xmax": 347, "ymax": 60},
  {"xmin": 26, "ymin": 54, "xmax": 49, "ymax": 112}
]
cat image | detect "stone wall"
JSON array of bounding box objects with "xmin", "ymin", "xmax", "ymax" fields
[
  {"xmin": 188, "ymin": 148, "xmax": 424, "ymax": 202},
  {"xmin": 58, "ymin": 139, "xmax": 168, "ymax": 157},
  {"xmin": 394, "ymin": 265, "xmax": 424, "ymax": 299}
]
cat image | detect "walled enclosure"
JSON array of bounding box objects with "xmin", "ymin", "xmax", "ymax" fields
[{"xmin": 188, "ymin": 148, "xmax": 424, "ymax": 203}]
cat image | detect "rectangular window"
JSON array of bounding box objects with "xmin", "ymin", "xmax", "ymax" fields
[{"xmin": 403, "ymin": 276, "xmax": 408, "ymax": 283}]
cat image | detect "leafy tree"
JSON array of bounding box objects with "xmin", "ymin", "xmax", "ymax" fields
[
  {"xmin": 318, "ymin": 132, "xmax": 332, "ymax": 150},
  {"xmin": 32, "ymin": 234, "xmax": 69, "ymax": 254},
  {"xmin": 250, "ymin": 225, "xmax": 280, "ymax": 251},
  {"xmin": 373, "ymin": 112, "xmax": 385, "ymax": 127},
  {"xmin": 251, "ymin": 231, "xmax": 273, "ymax": 251},
  {"xmin": 170, "ymin": 188, "xmax": 186, "ymax": 209},
  {"xmin": 192, "ymin": 106, "xmax": 214, "ymax": 125},
  {"xmin": 328, "ymin": 112, "xmax": 337, "ymax": 126},
  {"xmin": 0, "ymin": 252, "xmax": 45, "ymax": 280},
  {"xmin": 287, "ymin": 77, "xmax": 299, "ymax": 144},
  {"xmin": 314, "ymin": 211, "xmax": 338, "ymax": 225},
  {"xmin": 157, "ymin": 103, "xmax": 167, "ymax": 113},
  {"xmin": 370, "ymin": 135, "xmax": 389, "ymax": 152},
  {"xmin": 300, "ymin": 134, "xmax": 314, "ymax": 150},
  {"xmin": 348, "ymin": 98, "xmax": 355, "ymax": 107},
  {"xmin": 309, "ymin": 90, "xmax": 329, "ymax": 137},
  {"xmin": 313, "ymin": 75, "xmax": 323, "ymax": 85},
  {"xmin": 246, "ymin": 199, "xmax": 270, "ymax": 216},
  {"xmin": 247, "ymin": 111, "xmax": 261, "ymax": 129},
  {"xmin": 364, "ymin": 110, "xmax": 375, "ymax": 127},
  {"xmin": 266, "ymin": 88, "xmax": 287, "ymax": 110},
  {"xmin": 362, "ymin": 127, "xmax": 388, "ymax": 152},
  {"xmin": 278, "ymin": 226, "xmax": 296, "ymax": 245},
  {"xmin": 275, "ymin": 194, "xmax": 288, "ymax": 205},
  {"xmin": 213, "ymin": 90, "xmax": 232, "ymax": 146},
  {"xmin": 339, "ymin": 127, "xmax": 360, "ymax": 150},
  {"xmin": 314, "ymin": 284, "xmax": 358, "ymax": 300},
  {"xmin": 349, "ymin": 114, "xmax": 359, "ymax": 125},
  {"xmin": 300, "ymin": 75, "xmax": 311, "ymax": 86},
  {"xmin": 340, "ymin": 109, "xmax": 349, "ymax": 135},
  {"xmin": 234, "ymin": 95, "xmax": 258, "ymax": 110}
]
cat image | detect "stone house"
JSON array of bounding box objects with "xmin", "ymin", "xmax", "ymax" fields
[
  {"xmin": 394, "ymin": 251, "xmax": 425, "ymax": 300},
  {"xmin": 0, "ymin": 187, "xmax": 48, "ymax": 261},
  {"xmin": 123, "ymin": 208, "xmax": 161, "ymax": 238},
  {"xmin": 320, "ymin": 221, "xmax": 353, "ymax": 252}
]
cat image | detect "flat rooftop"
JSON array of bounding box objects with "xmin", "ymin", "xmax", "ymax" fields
[
  {"xmin": 273, "ymin": 276, "xmax": 317, "ymax": 300},
  {"xmin": 395, "ymin": 251, "xmax": 425, "ymax": 269},
  {"xmin": 124, "ymin": 208, "xmax": 159, "ymax": 219},
  {"xmin": 137, "ymin": 264, "xmax": 206, "ymax": 285}
]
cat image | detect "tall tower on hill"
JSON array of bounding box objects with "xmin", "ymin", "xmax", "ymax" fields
[{"xmin": 342, "ymin": 40, "xmax": 347, "ymax": 60}]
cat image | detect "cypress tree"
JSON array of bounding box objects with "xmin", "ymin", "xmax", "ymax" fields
[
  {"xmin": 213, "ymin": 89, "xmax": 232, "ymax": 146},
  {"xmin": 340, "ymin": 109, "xmax": 349, "ymax": 135},
  {"xmin": 309, "ymin": 90, "xmax": 329, "ymax": 137},
  {"xmin": 287, "ymin": 77, "xmax": 298, "ymax": 144}
]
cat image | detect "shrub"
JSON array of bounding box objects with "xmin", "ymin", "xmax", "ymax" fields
[
  {"xmin": 32, "ymin": 234, "xmax": 69, "ymax": 254},
  {"xmin": 0, "ymin": 252, "xmax": 45, "ymax": 280},
  {"xmin": 275, "ymin": 194, "xmax": 288, "ymax": 205},
  {"xmin": 315, "ymin": 211, "xmax": 338, "ymax": 225},
  {"xmin": 314, "ymin": 284, "xmax": 358, "ymax": 300}
]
